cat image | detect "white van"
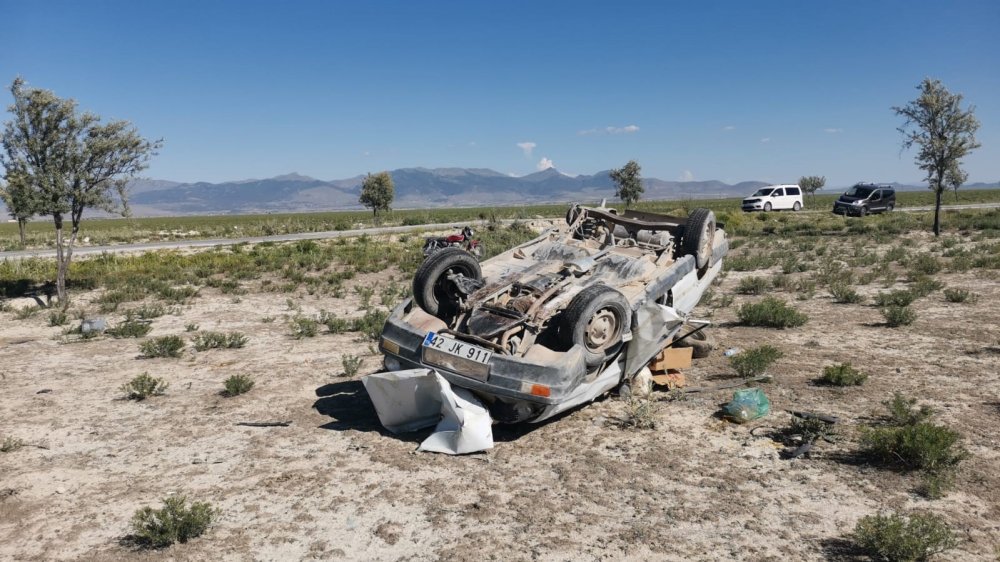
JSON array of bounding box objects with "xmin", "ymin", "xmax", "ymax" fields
[{"xmin": 741, "ymin": 184, "xmax": 804, "ymax": 212}]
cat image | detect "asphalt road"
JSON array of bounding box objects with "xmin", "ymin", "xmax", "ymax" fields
[{"xmin": 1, "ymin": 202, "xmax": 997, "ymax": 261}]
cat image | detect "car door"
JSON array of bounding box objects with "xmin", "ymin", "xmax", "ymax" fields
[
  {"xmin": 770, "ymin": 188, "xmax": 785, "ymax": 209},
  {"xmin": 869, "ymin": 190, "xmax": 884, "ymax": 212}
]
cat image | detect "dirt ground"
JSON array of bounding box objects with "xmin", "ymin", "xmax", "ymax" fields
[{"xmin": 1, "ymin": 236, "xmax": 999, "ymax": 561}]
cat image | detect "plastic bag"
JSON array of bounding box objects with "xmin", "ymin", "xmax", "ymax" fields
[{"xmin": 724, "ymin": 388, "xmax": 770, "ymax": 423}]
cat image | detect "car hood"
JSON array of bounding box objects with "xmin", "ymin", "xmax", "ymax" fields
[{"xmin": 838, "ymin": 195, "xmax": 863, "ymax": 203}]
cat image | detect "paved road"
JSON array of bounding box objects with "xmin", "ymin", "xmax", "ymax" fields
[{"xmin": 1, "ymin": 202, "xmax": 996, "ymax": 260}]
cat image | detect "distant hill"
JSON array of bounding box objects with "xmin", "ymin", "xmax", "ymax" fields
[{"xmin": 4, "ymin": 169, "xmax": 998, "ymax": 217}]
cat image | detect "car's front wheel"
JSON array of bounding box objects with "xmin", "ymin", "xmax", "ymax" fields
[
  {"xmin": 560, "ymin": 285, "xmax": 631, "ymax": 368},
  {"xmin": 763, "ymin": 202, "xmax": 772, "ymax": 212},
  {"xmin": 412, "ymin": 247, "xmax": 482, "ymax": 318}
]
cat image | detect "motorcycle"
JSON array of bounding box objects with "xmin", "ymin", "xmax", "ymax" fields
[{"xmin": 422, "ymin": 226, "xmax": 483, "ymax": 259}]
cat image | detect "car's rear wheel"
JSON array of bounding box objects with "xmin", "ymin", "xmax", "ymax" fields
[
  {"xmin": 886, "ymin": 203, "xmax": 895, "ymax": 213},
  {"xmin": 793, "ymin": 201, "xmax": 801, "ymax": 211},
  {"xmin": 763, "ymin": 202, "xmax": 772, "ymax": 212},
  {"xmin": 560, "ymin": 285, "xmax": 631, "ymax": 368},
  {"xmin": 412, "ymin": 247, "xmax": 482, "ymax": 318},
  {"xmin": 859, "ymin": 206, "xmax": 868, "ymax": 217},
  {"xmin": 682, "ymin": 208, "xmax": 716, "ymax": 270}
]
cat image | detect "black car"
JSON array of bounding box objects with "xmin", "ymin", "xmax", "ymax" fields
[{"xmin": 833, "ymin": 183, "xmax": 896, "ymax": 216}]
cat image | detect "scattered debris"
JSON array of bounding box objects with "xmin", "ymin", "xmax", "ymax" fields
[
  {"xmin": 723, "ymin": 388, "xmax": 771, "ymax": 423},
  {"xmin": 235, "ymin": 421, "xmax": 292, "ymax": 427},
  {"xmin": 80, "ymin": 317, "xmax": 107, "ymax": 335}
]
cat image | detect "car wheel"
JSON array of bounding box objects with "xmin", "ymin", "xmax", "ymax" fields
[
  {"xmin": 886, "ymin": 203, "xmax": 895, "ymax": 212},
  {"xmin": 560, "ymin": 285, "xmax": 631, "ymax": 368},
  {"xmin": 793, "ymin": 201, "xmax": 801, "ymax": 211},
  {"xmin": 673, "ymin": 325, "xmax": 715, "ymax": 359},
  {"xmin": 565, "ymin": 205, "xmax": 581, "ymax": 226},
  {"xmin": 763, "ymin": 202, "xmax": 772, "ymax": 212},
  {"xmin": 412, "ymin": 247, "xmax": 482, "ymax": 318},
  {"xmin": 859, "ymin": 206, "xmax": 868, "ymax": 217},
  {"xmin": 681, "ymin": 208, "xmax": 716, "ymax": 270}
]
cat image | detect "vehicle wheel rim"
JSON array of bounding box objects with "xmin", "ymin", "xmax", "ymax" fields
[{"xmin": 585, "ymin": 309, "xmax": 619, "ymax": 351}]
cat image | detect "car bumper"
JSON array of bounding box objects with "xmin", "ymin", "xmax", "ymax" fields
[{"xmin": 833, "ymin": 203, "xmax": 860, "ymax": 215}]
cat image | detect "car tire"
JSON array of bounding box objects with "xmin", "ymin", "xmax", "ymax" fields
[
  {"xmin": 673, "ymin": 325, "xmax": 715, "ymax": 359},
  {"xmin": 682, "ymin": 208, "xmax": 716, "ymax": 270},
  {"xmin": 793, "ymin": 201, "xmax": 801, "ymax": 211},
  {"xmin": 560, "ymin": 284, "xmax": 631, "ymax": 368},
  {"xmin": 886, "ymin": 203, "xmax": 895, "ymax": 213},
  {"xmin": 412, "ymin": 247, "xmax": 482, "ymax": 318},
  {"xmin": 763, "ymin": 202, "xmax": 772, "ymax": 212},
  {"xmin": 859, "ymin": 206, "xmax": 868, "ymax": 217},
  {"xmin": 565, "ymin": 205, "xmax": 581, "ymax": 226}
]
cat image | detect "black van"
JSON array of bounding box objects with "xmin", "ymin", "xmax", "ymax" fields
[{"xmin": 833, "ymin": 183, "xmax": 896, "ymax": 216}]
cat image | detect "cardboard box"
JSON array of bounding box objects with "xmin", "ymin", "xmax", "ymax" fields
[{"xmin": 649, "ymin": 346, "xmax": 693, "ymax": 372}]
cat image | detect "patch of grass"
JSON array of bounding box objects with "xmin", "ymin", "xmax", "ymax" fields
[
  {"xmin": 829, "ymin": 282, "xmax": 863, "ymax": 304},
  {"xmin": 853, "ymin": 511, "xmax": 956, "ymax": 562},
  {"xmin": 617, "ymin": 398, "xmax": 657, "ymax": 430},
  {"xmin": 884, "ymin": 393, "xmax": 934, "ymax": 427},
  {"xmin": 157, "ymin": 285, "xmax": 199, "ymax": 304},
  {"xmin": 139, "ymin": 336, "xmax": 185, "ymax": 358},
  {"xmin": 1, "ymin": 436, "xmax": 25, "ymax": 453},
  {"xmin": 942, "ymin": 288, "xmax": 977, "ymax": 303},
  {"xmin": 129, "ymin": 304, "xmax": 167, "ymax": 320},
  {"xmin": 881, "ymin": 305, "xmax": 916, "ymax": 327},
  {"xmin": 351, "ymin": 307, "xmax": 389, "ymax": 342},
  {"xmin": 48, "ymin": 309, "xmax": 69, "ymax": 326},
  {"xmin": 820, "ymin": 362, "xmax": 867, "ymax": 386},
  {"xmin": 14, "ymin": 305, "xmax": 40, "ymax": 319},
  {"xmin": 289, "ymin": 316, "xmax": 320, "ymax": 339},
  {"xmin": 875, "ymin": 290, "xmax": 917, "ymax": 307},
  {"xmin": 341, "ymin": 354, "xmax": 363, "ymax": 377},
  {"xmin": 736, "ymin": 276, "xmax": 769, "ymax": 295},
  {"xmin": 736, "ymin": 297, "xmax": 808, "ymax": 328},
  {"xmin": 184, "ymin": 323, "xmax": 199, "ymax": 332},
  {"xmin": 907, "ymin": 253, "xmax": 943, "ymax": 276},
  {"xmin": 729, "ymin": 345, "xmax": 783, "ymax": 378},
  {"xmin": 319, "ymin": 310, "xmax": 350, "ymax": 334},
  {"xmin": 107, "ymin": 318, "xmax": 153, "ymax": 339},
  {"xmin": 222, "ymin": 374, "xmax": 255, "ymax": 396},
  {"xmin": 128, "ymin": 495, "xmax": 217, "ymax": 548},
  {"xmin": 121, "ymin": 373, "xmax": 168, "ymax": 400},
  {"xmin": 909, "ymin": 275, "xmax": 944, "ymax": 298},
  {"xmin": 193, "ymin": 331, "xmax": 248, "ymax": 351}
]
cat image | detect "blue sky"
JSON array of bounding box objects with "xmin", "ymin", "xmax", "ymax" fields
[{"xmin": 2, "ymin": 0, "xmax": 998, "ymax": 187}]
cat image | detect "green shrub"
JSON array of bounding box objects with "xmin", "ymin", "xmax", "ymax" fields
[
  {"xmin": 222, "ymin": 374, "xmax": 255, "ymax": 396},
  {"xmin": 908, "ymin": 254, "xmax": 943, "ymax": 275},
  {"xmin": 289, "ymin": 316, "xmax": 320, "ymax": 339},
  {"xmin": 736, "ymin": 276, "xmax": 770, "ymax": 295},
  {"xmin": 882, "ymin": 305, "xmax": 916, "ymax": 327},
  {"xmin": 885, "ymin": 393, "xmax": 934, "ymax": 427},
  {"xmin": 829, "ymin": 282, "xmax": 863, "ymax": 304},
  {"xmin": 107, "ymin": 318, "xmax": 153, "ymax": 338},
  {"xmin": 875, "ymin": 290, "xmax": 917, "ymax": 307},
  {"xmin": 909, "ymin": 275, "xmax": 944, "ymax": 297},
  {"xmin": 158, "ymin": 285, "xmax": 199, "ymax": 304},
  {"xmin": 14, "ymin": 305, "xmax": 39, "ymax": 319},
  {"xmin": 942, "ymin": 288, "xmax": 977, "ymax": 303},
  {"xmin": 129, "ymin": 304, "xmax": 167, "ymax": 320},
  {"xmin": 139, "ymin": 336, "xmax": 185, "ymax": 358},
  {"xmin": 121, "ymin": 373, "xmax": 168, "ymax": 400},
  {"xmin": 618, "ymin": 398, "xmax": 657, "ymax": 430},
  {"xmin": 736, "ymin": 297, "xmax": 807, "ymax": 328},
  {"xmin": 853, "ymin": 511, "xmax": 956, "ymax": 562},
  {"xmin": 341, "ymin": 354, "xmax": 363, "ymax": 377},
  {"xmin": 185, "ymin": 323, "xmax": 200, "ymax": 332},
  {"xmin": 193, "ymin": 331, "xmax": 248, "ymax": 351},
  {"xmin": 1, "ymin": 436, "xmax": 25, "ymax": 453},
  {"xmin": 730, "ymin": 345, "xmax": 784, "ymax": 378},
  {"xmin": 351, "ymin": 308, "xmax": 389, "ymax": 342},
  {"xmin": 319, "ymin": 310, "xmax": 350, "ymax": 334},
  {"xmin": 129, "ymin": 496, "xmax": 217, "ymax": 548},
  {"xmin": 48, "ymin": 310, "xmax": 69, "ymax": 326},
  {"xmin": 820, "ymin": 363, "xmax": 867, "ymax": 386}
]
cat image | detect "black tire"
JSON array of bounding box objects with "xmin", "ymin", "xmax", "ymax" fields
[
  {"xmin": 763, "ymin": 202, "xmax": 772, "ymax": 212},
  {"xmin": 793, "ymin": 201, "xmax": 802, "ymax": 211},
  {"xmin": 566, "ymin": 205, "xmax": 581, "ymax": 226},
  {"xmin": 886, "ymin": 203, "xmax": 895, "ymax": 213},
  {"xmin": 682, "ymin": 208, "xmax": 716, "ymax": 270},
  {"xmin": 673, "ymin": 325, "xmax": 715, "ymax": 359},
  {"xmin": 859, "ymin": 206, "xmax": 868, "ymax": 217},
  {"xmin": 412, "ymin": 247, "xmax": 482, "ymax": 318},
  {"xmin": 559, "ymin": 285, "xmax": 631, "ymax": 368}
]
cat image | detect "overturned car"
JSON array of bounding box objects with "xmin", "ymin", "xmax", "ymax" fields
[{"xmin": 379, "ymin": 204, "xmax": 727, "ymax": 423}]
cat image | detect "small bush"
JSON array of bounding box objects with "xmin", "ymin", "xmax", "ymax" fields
[
  {"xmin": 121, "ymin": 373, "xmax": 168, "ymax": 400},
  {"xmin": 14, "ymin": 305, "xmax": 39, "ymax": 319},
  {"xmin": 320, "ymin": 310, "xmax": 350, "ymax": 334},
  {"xmin": 875, "ymin": 290, "xmax": 917, "ymax": 307},
  {"xmin": 736, "ymin": 297, "xmax": 807, "ymax": 328},
  {"xmin": 885, "ymin": 393, "xmax": 934, "ymax": 427},
  {"xmin": 129, "ymin": 495, "xmax": 217, "ymax": 548},
  {"xmin": 617, "ymin": 399, "xmax": 657, "ymax": 430},
  {"xmin": 1, "ymin": 436, "xmax": 25, "ymax": 453},
  {"xmin": 107, "ymin": 318, "xmax": 153, "ymax": 339},
  {"xmin": 139, "ymin": 336, "xmax": 185, "ymax": 358},
  {"xmin": 829, "ymin": 282, "xmax": 864, "ymax": 304},
  {"xmin": 289, "ymin": 316, "xmax": 320, "ymax": 339},
  {"xmin": 341, "ymin": 354, "xmax": 363, "ymax": 377},
  {"xmin": 942, "ymin": 288, "xmax": 977, "ymax": 303},
  {"xmin": 908, "ymin": 254, "xmax": 943, "ymax": 275},
  {"xmin": 158, "ymin": 285, "xmax": 199, "ymax": 304},
  {"xmin": 48, "ymin": 310, "xmax": 69, "ymax": 326},
  {"xmin": 352, "ymin": 308, "xmax": 389, "ymax": 342},
  {"xmin": 736, "ymin": 276, "xmax": 770, "ymax": 295},
  {"xmin": 730, "ymin": 345, "xmax": 784, "ymax": 378},
  {"xmin": 193, "ymin": 331, "xmax": 248, "ymax": 351},
  {"xmin": 185, "ymin": 323, "xmax": 200, "ymax": 332},
  {"xmin": 882, "ymin": 305, "xmax": 916, "ymax": 327},
  {"xmin": 909, "ymin": 275, "xmax": 944, "ymax": 298},
  {"xmin": 222, "ymin": 374, "xmax": 255, "ymax": 396},
  {"xmin": 853, "ymin": 511, "xmax": 956, "ymax": 562},
  {"xmin": 129, "ymin": 304, "xmax": 167, "ymax": 320},
  {"xmin": 820, "ymin": 362, "xmax": 868, "ymax": 386}
]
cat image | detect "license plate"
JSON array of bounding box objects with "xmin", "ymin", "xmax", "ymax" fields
[{"xmin": 422, "ymin": 332, "xmax": 493, "ymax": 381}]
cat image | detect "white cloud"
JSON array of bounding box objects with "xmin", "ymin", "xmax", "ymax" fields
[
  {"xmin": 516, "ymin": 141, "xmax": 536, "ymax": 157},
  {"xmin": 578, "ymin": 124, "xmax": 640, "ymax": 136},
  {"xmin": 723, "ymin": 125, "xmax": 736, "ymax": 131},
  {"xmin": 537, "ymin": 157, "xmax": 554, "ymax": 171},
  {"xmin": 679, "ymin": 170, "xmax": 695, "ymax": 182},
  {"xmin": 760, "ymin": 137, "xmax": 771, "ymax": 143},
  {"xmin": 824, "ymin": 128, "xmax": 843, "ymax": 134}
]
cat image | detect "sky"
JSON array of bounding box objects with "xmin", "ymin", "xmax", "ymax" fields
[{"xmin": 2, "ymin": 0, "xmax": 998, "ymax": 187}]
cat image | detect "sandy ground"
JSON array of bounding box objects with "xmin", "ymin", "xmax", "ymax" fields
[{"xmin": 1, "ymin": 238, "xmax": 999, "ymax": 561}]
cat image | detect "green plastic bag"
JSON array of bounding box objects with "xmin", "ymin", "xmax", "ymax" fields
[{"xmin": 724, "ymin": 388, "xmax": 770, "ymax": 423}]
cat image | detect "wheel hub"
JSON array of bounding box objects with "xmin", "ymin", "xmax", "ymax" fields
[{"xmin": 586, "ymin": 309, "xmax": 618, "ymax": 350}]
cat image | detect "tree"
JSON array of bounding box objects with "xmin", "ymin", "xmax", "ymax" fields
[
  {"xmin": 892, "ymin": 78, "xmax": 980, "ymax": 236},
  {"xmin": 1, "ymin": 78, "xmax": 160, "ymax": 303},
  {"xmin": 798, "ymin": 175, "xmax": 825, "ymax": 202},
  {"xmin": 610, "ymin": 160, "xmax": 643, "ymax": 208},
  {"xmin": 359, "ymin": 171, "xmax": 394, "ymax": 220},
  {"xmin": 0, "ymin": 167, "xmax": 41, "ymax": 245}
]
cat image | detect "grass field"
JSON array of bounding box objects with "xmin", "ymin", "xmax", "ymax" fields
[{"xmin": 2, "ymin": 188, "xmax": 999, "ymax": 251}]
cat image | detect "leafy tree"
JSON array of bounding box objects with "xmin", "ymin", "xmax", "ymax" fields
[
  {"xmin": 0, "ymin": 168, "xmax": 41, "ymax": 245},
  {"xmin": 797, "ymin": 175, "xmax": 825, "ymax": 202},
  {"xmin": 610, "ymin": 160, "xmax": 643, "ymax": 208},
  {"xmin": 0, "ymin": 78, "xmax": 160, "ymax": 302},
  {"xmin": 359, "ymin": 171, "xmax": 394, "ymax": 220},
  {"xmin": 893, "ymin": 78, "xmax": 980, "ymax": 236}
]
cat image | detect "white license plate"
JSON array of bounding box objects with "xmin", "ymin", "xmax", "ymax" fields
[{"xmin": 422, "ymin": 332, "xmax": 493, "ymax": 380}]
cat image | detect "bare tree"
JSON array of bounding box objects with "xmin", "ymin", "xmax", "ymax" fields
[{"xmin": 893, "ymin": 78, "xmax": 980, "ymax": 236}]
